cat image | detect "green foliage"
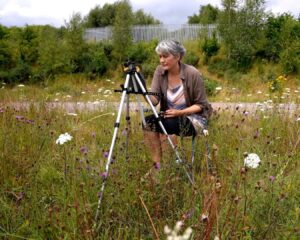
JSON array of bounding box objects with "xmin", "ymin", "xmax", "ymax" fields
[
  {"xmin": 0, "ymin": 25, "xmax": 8, "ymax": 39},
  {"xmin": 34, "ymin": 25, "xmax": 69, "ymax": 82},
  {"xmin": 183, "ymin": 51, "xmax": 200, "ymax": 67},
  {"xmin": 18, "ymin": 25, "xmax": 39, "ymax": 64},
  {"xmin": 203, "ymin": 76, "xmax": 218, "ymax": 96},
  {"xmin": 0, "ymin": 61, "xmax": 31, "ymax": 84},
  {"xmin": 112, "ymin": 0, "xmax": 134, "ymax": 61},
  {"xmin": 201, "ymin": 32, "xmax": 220, "ymax": 63},
  {"xmin": 85, "ymin": 43, "xmax": 110, "ymax": 76},
  {"xmin": 0, "ymin": 41, "xmax": 13, "ymax": 69},
  {"xmin": 84, "ymin": 3, "xmax": 118, "ymax": 28},
  {"xmin": 84, "ymin": 3, "xmax": 160, "ymax": 28},
  {"xmin": 218, "ymin": 0, "xmax": 266, "ymax": 71},
  {"xmin": 64, "ymin": 13, "xmax": 88, "ymax": 73},
  {"xmin": 280, "ymin": 42, "xmax": 300, "ymax": 74},
  {"xmin": 127, "ymin": 41, "xmax": 153, "ymax": 64},
  {"xmin": 188, "ymin": 4, "xmax": 219, "ymax": 24},
  {"xmin": 133, "ymin": 9, "xmax": 161, "ymax": 25}
]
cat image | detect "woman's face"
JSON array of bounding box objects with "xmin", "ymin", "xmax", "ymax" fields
[{"xmin": 158, "ymin": 52, "xmax": 180, "ymax": 71}]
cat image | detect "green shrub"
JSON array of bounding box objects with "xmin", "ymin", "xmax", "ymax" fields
[
  {"xmin": 201, "ymin": 33, "xmax": 220, "ymax": 61},
  {"xmin": 203, "ymin": 76, "xmax": 218, "ymax": 96},
  {"xmin": 0, "ymin": 61, "xmax": 31, "ymax": 84},
  {"xmin": 183, "ymin": 51, "xmax": 200, "ymax": 67},
  {"xmin": 279, "ymin": 42, "xmax": 300, "ymax": 74}
]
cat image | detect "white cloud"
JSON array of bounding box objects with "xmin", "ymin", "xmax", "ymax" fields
[{"xmin": 0, "ymin": 0, "xmax": 299, "ymax": 27}]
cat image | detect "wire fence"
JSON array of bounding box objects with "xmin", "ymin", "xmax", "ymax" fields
[{"xmin": 83, "ymin": 24, "xmax": 217, "ymax": 42}]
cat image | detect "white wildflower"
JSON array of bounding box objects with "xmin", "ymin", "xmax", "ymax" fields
[
  {"xmin": 296, "ymin": 117, "xmax": 300, "ymax": 122},
  {"xmin": 56, "ymin": 133, "xmax": 73, "ymax": 145},
  {"xmin": 103, "ymin": 90, "xmax": 112, "ymax": 95},
  {"xmin": 244, "ymin": 153, "xmax": 261, "ymax": 169},
  {"xmin": 164, "ymin": 225, "xmax": 172, "ymax": 235},
  {"xmin": 66, "ymin": 112, "xmax": 77, "ymax": 116},
  {"xmin": 215, "ymin": 86, "xmax": 222, "ymax": 91},
  {"xmin": 17, "ymin": 84, "xmax": 25, "ymax": 87},
  {"xmin": 257, "ymin": 90, "xmax": 262, "ymax": 94},
  {"xmin": 174, "ymin": 221, "xmax": 183, "ymax": 232},
  {"xmin": 203, "ymin": 129, "xmax": 209, "ymax": 136},
  {"xmin": 81, "ymin": 91, "xmax": 86, "ymax": 94},
  {"xmin": 164, "ymin": 221, "xmax": 193, "ymax": 240}
]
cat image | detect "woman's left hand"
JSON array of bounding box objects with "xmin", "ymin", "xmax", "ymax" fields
[{"xmin": 164, "ymin": 109, "xmax": 182, "ymax": 118}]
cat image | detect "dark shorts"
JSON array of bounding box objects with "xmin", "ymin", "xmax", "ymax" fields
[{"xmin": 143, "ymin": 114, "xmax": 196, "ymax": 137}]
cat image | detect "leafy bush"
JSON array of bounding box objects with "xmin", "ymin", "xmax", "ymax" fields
[
  {"xmin": 203, "ymin": 76, "xmax": 218, "ymax": 96},
  {"xmin": 140, "ymin": 61, "xmax": 157, "ymax": 80},
  {"xmin": 279, "ymin": 42, "xmax": 300, "ymax": 74},
  {"xmin": 183, "ymin": 51, "xmax": 200, "ymax": 67},
  {"xmin": 127, "ymin": 42, "xmax": 151, "ymax": 64},
  {"xmin": 85, "ymin": 44, "xmax": 110, "ymax": 76},
  {"xmin": 0, "ymin": 61, "xmax": 31, "ymax": 84},
  {"xmin": 201, "ymin": 32, "xmax": 220, "ymax": 63}
]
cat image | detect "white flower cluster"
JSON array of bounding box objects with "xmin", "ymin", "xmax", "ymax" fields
[
  {"xmin": 56, "ymin": 133, "xmax": 73, "ymax": 145},
  {"xmin": 244, "ymin": 153, "xmax": 261, "ymax": 169},
  {"xmin": 164, "ymin": 221, "xmax": 193, "ymax": 240}
]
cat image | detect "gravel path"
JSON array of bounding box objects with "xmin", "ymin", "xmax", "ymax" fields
[{"xmin": 1, "ymin": 101, "xmax": 299, "ymax": 114}]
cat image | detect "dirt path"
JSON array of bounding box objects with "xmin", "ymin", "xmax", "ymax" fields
[{"xmin": 1, "ymin": 101, "xmax": 299, "ymax": 114}]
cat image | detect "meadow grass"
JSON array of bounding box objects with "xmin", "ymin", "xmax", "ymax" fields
[{"xmin": 0, "ymin": 89, "xmax": 300, "ymax": 239}]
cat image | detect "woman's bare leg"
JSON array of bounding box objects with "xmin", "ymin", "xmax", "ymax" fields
[
  {"xmin": 143, "ymin": 130, "xmax": 162, "ymax": 164},
  {"xmin": 160, "ymin": 134, "xmax": 178, "ymax": 154}
]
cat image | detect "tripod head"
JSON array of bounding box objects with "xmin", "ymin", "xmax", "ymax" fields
[{"xmin": 123, "ymin": 60, "xmax": 141, "ymax": 74}]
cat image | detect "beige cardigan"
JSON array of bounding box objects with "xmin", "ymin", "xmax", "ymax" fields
[{"xmin": 150, "ymin": 62, "xmax": 213, "ymax": 119}]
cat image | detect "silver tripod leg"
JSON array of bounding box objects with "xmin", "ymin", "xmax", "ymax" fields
[
  {"xmin": 133, "ymin": 72, "xmax": 194, "ymax": 185},
  {"xmin": 94, "ymin": 73, "xmax": 130, "ymax": 225},
  {"xmin": 131, "ymin": 76, "xmax": 146, "ymax": 126}
]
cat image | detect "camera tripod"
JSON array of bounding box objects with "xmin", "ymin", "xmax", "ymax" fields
[{"xmin": 94, "ymin": 61, "xmax": 194, "ymax": 225}]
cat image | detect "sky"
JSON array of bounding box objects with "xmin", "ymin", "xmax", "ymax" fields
[{"xmin": 0, "ymin": 0, "xmax": 299, "ymax": 27}]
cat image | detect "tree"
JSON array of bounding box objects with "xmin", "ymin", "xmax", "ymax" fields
[
  {"xmin": 85, "ymin": 3, "xmax": 118, "ymax": 28},
  {"xmin": 85, "ymin": 3, "xmax": 160, "ymax": 27},
  {"xmin": 64, "ymin": 13, "xmax": 88, "ymax": 73},
  {"xmin": 35, "ymin": 25, "xmax": 68, "ymax": 80},
  {"xmin": 218, "ymin": 0, "xmax": 266, "ymax": 70},
  {"xmin": 133, "ymin": 9, "xmax": 161, "ymax": 25},
  {"xmin": 188, "ymin": 4, "xmax": 219, "ymax": 24},
  {"xmin": 112, "ymin": 0, "xmax": 133, "ymax": 61}
]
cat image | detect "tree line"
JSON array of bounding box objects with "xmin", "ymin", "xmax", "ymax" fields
[{"xmin": 0, "ymin": 0, "xmax": 299, "ymax": 85}]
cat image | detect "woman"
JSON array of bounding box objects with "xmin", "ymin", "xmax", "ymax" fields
[{"xmin": 143, "ymin": 40, "xmax": 213, "ymax": 180}]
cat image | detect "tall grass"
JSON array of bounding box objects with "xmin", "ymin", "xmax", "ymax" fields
[{"xmin": 0, "ymin": 95, "xmax": 299, "ymax": 239}]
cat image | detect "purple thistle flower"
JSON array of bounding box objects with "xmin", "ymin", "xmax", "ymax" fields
[
  {"xmin": 100, "ymin": 172, "xmax": 108, "ymax": 179},
  {"xmin": 15, "ymin": 115, "xmax": 24, "ymax": 121},
  {"xmin": 26, "ymin": 119, "xmax": 34, "ymax": 124},
  {"xmin": 154, "ymin": 162, "xmax": 161, "ymax": 170},
  {"xmin": 269, "ymin": 175, "xmax": 276, "ymax": 182},
  {"xmin": 80, "ymin": 146, "xmax": 88, "ymax": 155},
  {"xmin": 103, "ymin": 151, "xmax": 109, "ymax": 158}
]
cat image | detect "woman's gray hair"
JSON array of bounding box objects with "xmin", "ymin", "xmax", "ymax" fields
[{"xmin": 155, "ymin": 40, "xmax": 186, "ymax": 59}]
